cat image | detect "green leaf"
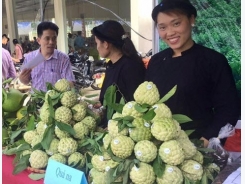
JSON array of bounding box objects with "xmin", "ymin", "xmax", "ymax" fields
[
  {"xmin": 103, "ymin": 85, "xmax": 116, "ymax": 107},
  {"xmin": 26, "ymin": 115, "xmax": 35, "ymax": 131},
  {"xmin": 134, "ymin": 103, "xmax": 149, "ymax": 113},
  {"xmin": 56, "ymin": 121, "xmax": 75, "ymax": 135},
  {"xmin": 172, "ymin": 114, "xmax": 192, "ymax": 123},
  {"xmin": 109, "ymin": 103, "xmax": 124, "ymax": 114},
  {"xmin": 205, "ymin": 169, "xmax": 214, "ymax": 181},
  {"xmin": 28, "ymin": 173, "xmax": 45, "ymax": 181},
  {"xmin": 185, "ymin": 129, "xmax": 195, "ymax": 136},
  {"xmin": 184, "ymin": 176, "xmax": 191, "ymax": 184},
  {"xmin": 153, "ymin": 156, "xmax": 165, "ymax": 178},
  {"xmin": 142, "ymin": 108, "xmax": 156, "ymax": 121},
  {"xmin": 158, "ymin": 85, "xmax": 177, "ymax": 103},
  {"xmin": 201, "ymin": 171, "xmax": 208, "ymax": 184},
  {"xmin": 119, "ymin": 97, "xmax": 126, "ymax": 105},
  {"xmin": 13, "ymin": 154, "xmax": 30, "ymax": 175},
  {"xmin": 10, "ymin": 129, "xmax": 26, "ymax": 140},
  {"xmin": 41, "ymin": 125, "xmax": 55, "ymax": 150},
  {"xmin": 46, "ymin": 82, "xmax": 54, "ymax": 90},
  {"xmin": 197, "ymin": 148, "xmax": 215, "ymax": 153},
  {"xmin": 84, "ymin": 94, "xmax": 98, "ymax": 98}
]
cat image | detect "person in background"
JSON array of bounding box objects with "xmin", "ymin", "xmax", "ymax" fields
[
  {"xmin": 92, "ymin": 20, "xmax": 145, "ymax": 127},
  {"xmin": 74, "ymin": 31, "xmax": 85, "ymax": 51},
  {"xmin": 32, "ymin": 36, "xmax": 40, "ymax": 50},
  {"xmin": 11, "ymin": 39, "xmax": 24, "ymax": 63},
  {"xmin": 2, "ymin": 34, "xmax": 11, "ymax": 54},
  {"xmin": 19, "ymin": 21, "xmax": 75, "ymax": 92},
  {"xmin": 146, "ymin": 0, "xmax": 240, "ymax": 147},
  {"xmin": 2, "ymin": 48, "xmax": 16, "ymax": 80},
  {"xmin": 68, "ymin": 33, "xmax": 75, "ymax": 52}
]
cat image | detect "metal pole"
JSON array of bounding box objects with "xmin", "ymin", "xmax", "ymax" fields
[
  {"xmin": 40, "ymin": 0, "xmax": 43, "ymax": 21},
  {"xmin": 152, "ymin": 0, "xmax": 159, "ymax": 55}
]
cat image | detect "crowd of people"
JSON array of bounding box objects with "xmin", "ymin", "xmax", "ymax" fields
[{"xmin": 2, "ymin": 0, "xmax": 240, "ymax": 148}]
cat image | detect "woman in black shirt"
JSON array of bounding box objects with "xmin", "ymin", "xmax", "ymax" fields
[
  {"xmin": 146, "ymin": 0, "xmax": 240, "ymax": 147},
  {"xmin": 92, "ymin": 20, "xmax": 145, "ymax": 127}
]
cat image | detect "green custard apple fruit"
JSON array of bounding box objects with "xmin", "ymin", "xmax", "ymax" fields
[
  {"xmin": 156, "ymin": 165, "xmax": 183, "ymax": 184},
  {"xmin": 89, "ymin": 168, "xmax": 106, "ymax": 184},
  {"xmin": 31, "ymin": 134, "xmax": 43, "ymax": 148},
  {"xmin": 180, "ymin": 160, "xmax": 203, "ymax": 182},
  {"xmin": 134, "ymin": 140, "xmax": 157, "ymax": 163},
  {"xmin": 71, "ymin": 103, "xmax": 87, "ymax": 121},
  {"xmin": 49, "ymin": 153, "xmax": 67, "ymax": 164},
  {"xmin": 58, "ymin": 137, "xmax": 78, "ymax": 156},
  {"xmin": 29, "ymin": 150, "xmax": 49, "ymax": 169},
  {"xmin": 60, "ymin": 91, "xmax": 78, "ymax": 108},
  {"xmin": 55, "ymin": 106, "xmax": 72, "ymax": 124},
  {"xmin": 36, "ymin": 121, "xmax": 47, "ymax": 136},
  {"xmin": 110, "ymin": 135, "xmax": 135, "ymax": 159},
  {"xmin": 73, "ymin": 122, "xmax": 89, "ymax": 139},
  {"xmin": 68, "ymin": 152, "xmax": 86, "ymax": 169},
  {"xmin": 159, "ymin": 140, "xmax": 185, "ymax": 165},
  {"xmin": 91, "ymin": 154, "xmax": 109, "ymax": 172},
  {"xmin": 151, "ymin": 118, "xmax": 178, "ymax": 141},
  {"xmin": 55, "ymin": 126, "xmax": 70, "ymax": 139},
  {"xmin": 191, "ymin": 151, "xmax": 204, "ymax": 164},
  {"xmin": 133, "ymin": 81, "xmax": 160, "ymax": 106},
  {"xmin": 108, "ymin": 119, "xmax": 128, "ymax": 138},
  {"xmin": 121, "ymin": 101, "xmax": 143, "ymax": 118},
  {"xmin": 46, "ymin": 138, "xmax": 59, "ymax": 156},
  {"xmin": 129, "ymin": 118, "xmax": 152, "ymax": 142},
  {"xmin": 151, "ymin": 103, "xmax": 172, "ymax": 121},
  {"xmin": 130, "ymin": 162, "xmax": 155, "ymax": 184},
  {"xmin": 39, "ymin": 102, "xmax": 50, "ymax": 124},
  {"xmin": 23, "ymin": 130, "xmax": 38, "ymax": 144},
  {"xmin": 103, "ymin": 133, "xmax": 112, "ymax": 150},
  {"xmin": 54, "ymin": 78, "xmax": 71, "ymax": 92},
  {"xmin": 81, "ymin": 116, "xmax": 97, "ymax": 131}
]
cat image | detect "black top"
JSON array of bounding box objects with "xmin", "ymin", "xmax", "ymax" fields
[
  {"xmin": 145, "ymin": 43, "xmax": 240, "ymax": 140},
  {"xmin": 99, "ymin": 55, "xmax": 145, "ymax": 127}
]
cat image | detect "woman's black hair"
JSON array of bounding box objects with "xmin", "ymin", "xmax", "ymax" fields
[
  {"xmin": 92, "ymin": 20, "xmax": 142, "ymax": 64},
  {"xmin": 152, "ymin": 0, "xmax": 197, "ymax": 23},
  {"xmin": 13, "ymin": 38, "xmax": 19, "ymax": 45},
  {"xmin": 37, "ymin": 21, "xmax": 59, "ymax": 38}
]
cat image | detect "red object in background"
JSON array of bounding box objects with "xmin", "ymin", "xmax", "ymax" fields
[
  {"xmin": 2, "ymin": 154, "xmax": 44, "ymax": 184},
  {"xmin": 224, "ymin": 129, "xmax": 241, "ymax": 152}
]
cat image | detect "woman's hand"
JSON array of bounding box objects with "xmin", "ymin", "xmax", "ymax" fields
[
  {"xmin": 200, "ymin": 137, "xmax": 209, "ymax": 148},
  {"xmin": 19, "ymin": 68, "xmax": 32, "ymax": 84},
  {"xmin": 93, "ymin": 102, "xmax": 102, "ymax": 109}
]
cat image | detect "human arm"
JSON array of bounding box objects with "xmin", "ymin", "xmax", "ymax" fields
[
  {"xmin": 8, "ymin": 58, "xmax": 17, "ymax": 79},
  {"xmin": 19, "ymin": 68, "xmax": 32, "ymax": 84}
]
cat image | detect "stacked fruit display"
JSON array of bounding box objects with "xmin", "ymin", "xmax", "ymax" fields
[
  {"xmin": 3, "ymin": 78, "xmax": 104, "ymax": 176},
  {"xmin": 88, "ymin": 81, "xmax": 220, "ymax": 184}
]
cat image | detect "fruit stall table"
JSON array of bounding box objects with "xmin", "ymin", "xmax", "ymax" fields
[{"xmin": 2, "ymin": 155, "xmax": 44, "ymax": 184}]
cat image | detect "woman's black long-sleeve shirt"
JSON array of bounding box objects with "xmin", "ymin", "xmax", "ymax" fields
[
  {"xmin": 145, "ymin": 43, "xmax": 240, "ymax": 140},
  {"xmin": 99, "ymin": 55, "xmax": 145, "ymax": 127}
]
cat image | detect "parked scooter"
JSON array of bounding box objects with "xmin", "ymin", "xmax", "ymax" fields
[{"xmin": 69, "ymin": 51, "xmax": 106, "ymax": 90}]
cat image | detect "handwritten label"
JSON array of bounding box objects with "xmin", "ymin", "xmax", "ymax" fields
[{"xmin": 44, "ymin": 159, "xmax": 87, "ymax": 184}]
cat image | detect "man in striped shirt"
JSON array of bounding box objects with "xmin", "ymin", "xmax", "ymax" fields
[{"xmin": 19, "ymin": 21, "xmax": 75, "ymax": 92}]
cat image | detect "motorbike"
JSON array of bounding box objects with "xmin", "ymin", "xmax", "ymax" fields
[{"xmin": 69, "ymin": 51, "xmax": 106, "ymax": 90}]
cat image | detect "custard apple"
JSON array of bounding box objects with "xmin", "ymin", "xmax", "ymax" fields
[
  {"xmin": 68, "ymin": 152, "xmax": 86, "ymax": 169},
  {"xmin": 39, "ymin": 102, "xmax": 50, "ymax": 124},
  {"xmin": 31, "ymin": 134, "xmax": 43, "ymax": 148},
  {"xmin": 23, "ymin": 130, "xmax": 38, "ymax": 144},
  {"xmin": 54, "ymin": 78, "xmax": 71, "ymax": 92},
  {"xmin": 46, "ymin": 138, "xmax": 59, "ymax": 156},
  {"xmin": 45, "ymin": 90, "xmax": 59, "ymax": 101},
  {"xmin": 21, "ymin": 150, "xmax": 32, "ymax": 158},
  {"xmin": 108, "ymin": 119, "xmax": 128, "ymax": 138},
  {"xmin": 133, "ymin": 81, "xmax": 160, "ymax": 105},
  {"xmin": 61, "ymin": 91, "xmax": 78, "ymax": 108},
  {"xmin": 176, "ymin": 135, "xmax": 197, "ymax": 159},
  {"xmin": 130, "ymin": 162, "xmax": 155, "ymax": 184},
  {"xmin": 121, "ymin": 101, "xmax": 143, "ymax": 118},
  {"xmin": 29, "ymin": 150, "xmax": 49, "ymax": 169},
  {"xmin": 156, "ymin": 165, "xmax": 183, "ymax": 184},
  {"xmin": 89, "ymin": 168, "xmax": 106, "ymax": 184},
  {"xmin": 159, "ymin": 140, "xmax": 185, "ymax": 165},
  {"xmin": 58, "ymin": 137, "xmax": 78, "ymax": 156},
  {"xmin": 180, "ymin": 160, "xmax": 203, "ymax": 182},
  {"xmin": 112, "ymin": 112, "xmax": 123, "ymax": 119},
  {"xmin": 81, "ymin": 116, "xmax": 97, "ymax": 131},
  {"xmin": 191, "ymin": 151, "xmax": 204, "ymax": 164},
  {"xmin": 73, "ymin": 122, "xmax": 89, "ymax": 139},
  {"xmin": 91, "ymin": 154, "xmax": 109, "ymax": 172},
  {"xmin": 110, "ymin": 135, "xmax": 135, "ymax": 159},
  {"xmin": 129, "ymin": 118, "xmax": 152, "ymax": 142},
  {"xmin": 152, "ymin": 103, "xmax": 172, "ymax": 121},
  {"xmin": 103, "ymin": 133, "xmax": 112, "ymax": 150},
  {"xmin": 134, "ymin": 140, "xmax": 157, "ymax": 163},
  {"xmin": 55, "ymin": 126, "xmax": 70, "ymax": 139},
  {"xmin": 36, "ymin": 121, "xmax": 47, "ymax": 136},
  {"xmin": 151, "ymin": 118, "xmax": 178, "ymax": 141},
  {"xmin": 55, "ymin": 106, "xmax": 72, "ymax": 124},
  {"xmin": 49, "ymin": 153, "xmax": 67, "ymax": 164},
  {"xmin": 71, "ymin": 103, "xmax": 87, "ymax": 121}
]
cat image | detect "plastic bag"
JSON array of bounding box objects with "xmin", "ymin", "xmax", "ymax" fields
[{"xmin": 207, "ymin": 123, "xmax": 235, "ymax": 170}]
